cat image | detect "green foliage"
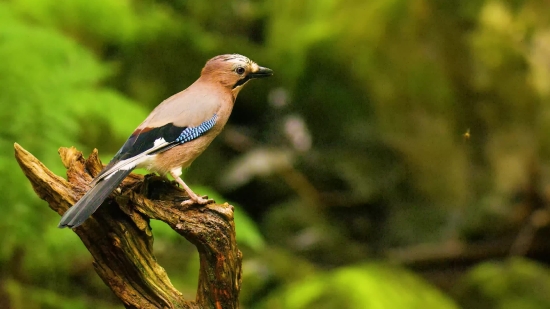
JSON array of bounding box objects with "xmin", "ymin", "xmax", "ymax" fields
[
  {"xmin": 0, "ymin": 2, "xmax": 145, "ymax": 307},
  {"xmin": 259, "ymin": 263, "xmax": 459, "ymax": 309},
  {"xmin": 6, "ymin": 279, "xmax": 122, "ymax": 309},
  {"xmin": 10, "ymin": 0, "xmax": 176, "ymax": 44},
  {"xmin": 455, "ymin": 258, "xmax": 550, "ymax": 309},
  {"xmin": 0, "ymin": 2, "xmax": 143, "ymax": 264}
]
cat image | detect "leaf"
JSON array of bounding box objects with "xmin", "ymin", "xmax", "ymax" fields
[
  {"xmin": 455, "ymin": 258, "xmax": 550, "ymax": 309},
  {"xmin": 260, "ymin": 263, "xmax": 459, "ymax": 309}
]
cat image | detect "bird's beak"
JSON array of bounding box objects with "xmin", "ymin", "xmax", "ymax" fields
[{"xmin": 249, "ymin": 66, "xmax": 273, "ymax": 78}]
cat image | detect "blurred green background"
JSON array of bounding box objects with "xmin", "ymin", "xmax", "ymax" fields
[{"xmin": 2, "ymin": 0, "xmax": 550, "ymax": 308}]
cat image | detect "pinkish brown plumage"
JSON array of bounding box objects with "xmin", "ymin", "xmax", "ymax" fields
[{"xmin": 58, "ymin": 54, "xmax": 272, "ymax": 228}]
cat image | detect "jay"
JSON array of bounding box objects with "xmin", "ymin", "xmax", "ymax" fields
[{"xmin": 58, "ymin": 54, "xmax": 273, "ymax": 228}]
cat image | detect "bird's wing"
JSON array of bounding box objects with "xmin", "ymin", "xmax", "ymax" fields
[{"xmin": 93, "ymin": 89, "xmax": 221, "ymax": 183}]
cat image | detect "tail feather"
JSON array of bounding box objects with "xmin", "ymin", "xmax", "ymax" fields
[{"xmin": 58, "ymin": 169, "xmax": 133, "ymax": 228}]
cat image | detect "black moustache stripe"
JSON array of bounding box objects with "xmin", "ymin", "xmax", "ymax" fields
[{"xmin": 232, "ymin": 75, "xmax": 251, "ymax": 89}]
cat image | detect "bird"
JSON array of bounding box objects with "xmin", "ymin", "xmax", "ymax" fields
[{"xmin": 58, "ymin": 54, "xmax": 273, "ymax": 228}]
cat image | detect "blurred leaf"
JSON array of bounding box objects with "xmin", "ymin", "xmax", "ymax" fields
[
  {"xmin": 5, "ymin": 279, "xmax": 122, "ymax": 309},
  {"xmin": 0, "ymin": 3, "xmax": 145, "ymax": 307},
  {"xmin": 10, "ymin": 0, "xmax": 176, "ymax": 44},
  {"xmin": 259, "ymin": 262, "xmax": 459, "ymax": 309},
  {"xmin": 455, "ymin": 258, "xmax": 550, "ymax": 309}
]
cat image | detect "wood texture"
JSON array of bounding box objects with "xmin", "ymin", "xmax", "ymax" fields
[{"xmin": 14, "ymin": 143, "xmax": 242, "ymax": 309}]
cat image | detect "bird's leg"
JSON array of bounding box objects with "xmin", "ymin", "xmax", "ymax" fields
[
  {"xmin": 169, "ymin": 170, "xmax": 214, "ymax": 206},
  {"xmin": 159, "ymin": 173, "xmax": 180, "ymax": 187}
]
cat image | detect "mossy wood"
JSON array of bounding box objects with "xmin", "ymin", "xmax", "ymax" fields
[{"xmin": 14, "ymin": 143, "xmax": 242, "ymax": 309}]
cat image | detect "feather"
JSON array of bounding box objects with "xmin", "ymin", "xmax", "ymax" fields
[
  {"xmin": 58, "ymin": 169, "xmax": 132, "ymax": 228},
  {"xmin": 93, "ymin": 113, "xmax": 218, "ymax": 185},
  {"xmin": 58, "ymin": 114, "xmax": 219, "ymax": 228}
]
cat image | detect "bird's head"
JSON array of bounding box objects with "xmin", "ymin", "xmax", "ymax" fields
[{"xmin": 201, "ymin": 54, "xmax": 273, "ymax": 96}]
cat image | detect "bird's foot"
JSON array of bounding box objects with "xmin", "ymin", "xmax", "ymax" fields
[{"xmin": 180, "ymin": 195, "xmax": 215, "ymax": 206}]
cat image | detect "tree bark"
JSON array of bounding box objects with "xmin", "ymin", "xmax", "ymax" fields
[{"xmin": 14, "ymin": 143, "xmax": 242, "ymax": 309}]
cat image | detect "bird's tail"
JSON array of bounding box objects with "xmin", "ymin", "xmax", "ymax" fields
[{"xmin": 58, "ymin": 169, "xmax": 133, "ymax": 228}]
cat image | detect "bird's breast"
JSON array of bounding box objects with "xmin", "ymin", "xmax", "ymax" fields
[
  {"xmin": 143, "ymin": 91, "xmax": 235, "ymax": 175},
  {"xmin": 147, "ymin": 108, "xmax": 232, "ymax": 175}
]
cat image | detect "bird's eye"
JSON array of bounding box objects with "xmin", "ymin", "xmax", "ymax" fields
[{"xmin": 235, "ymin": 67, "xmax": 245, "ymax": 75}]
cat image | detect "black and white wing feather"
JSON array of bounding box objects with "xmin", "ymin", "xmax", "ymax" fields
[{"xmin": 58, "ymin": 114, "xmax": 218, "ymax": 228}]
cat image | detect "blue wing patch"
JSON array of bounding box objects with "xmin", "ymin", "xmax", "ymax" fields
[
  {"xmin": 175, "ymin": 114, "xmax": 218, "ymax": 144},
  {"xmin": 98, "ymin": 113, "xmax": 218, "ymax": 176}
]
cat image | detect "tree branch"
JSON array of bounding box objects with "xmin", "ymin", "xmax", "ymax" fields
[{"xmin": 14, "ymin": 143, "xmax": 242, "ymax": 309}]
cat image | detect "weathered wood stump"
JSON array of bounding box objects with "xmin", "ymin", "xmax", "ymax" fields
[{"xmin": 14, "ymin": 143, "xmax": 242, "ymax": 309}]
